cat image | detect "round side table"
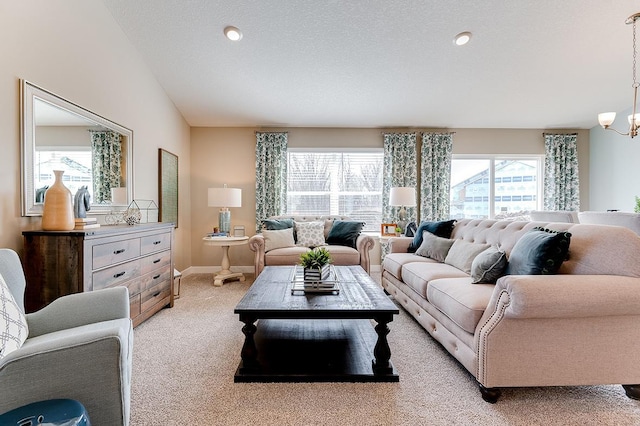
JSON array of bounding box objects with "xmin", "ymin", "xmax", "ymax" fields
[{"xmin": 202, "ymin": 235, "xmax": 249, "ymax": 286}]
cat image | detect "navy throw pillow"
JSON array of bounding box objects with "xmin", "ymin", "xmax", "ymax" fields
[
  {"xmin": 505, "ymin": 227, "xmax": 572, "ymax": 275},
  {"xmin": 326, "ymin": 220, "xmax": 365, "ymax": 249},
  {"xmin": 408, "ymin": 220, "xmax": 456, "ymax": 253}
]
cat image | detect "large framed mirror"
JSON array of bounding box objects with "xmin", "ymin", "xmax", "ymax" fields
[{"xmin": 20, "ymin": 80, "xmax": 133, "ymax": 216}]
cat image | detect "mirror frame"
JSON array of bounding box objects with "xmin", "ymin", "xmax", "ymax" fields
[{"xmin": 20, "ymin": 80, "xmax": 134, "ymax": 216}]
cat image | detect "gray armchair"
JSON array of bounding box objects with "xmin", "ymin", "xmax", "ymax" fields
[{"xmin": 0, "ymin": 249, "xmax": 133, "ymax": 425}]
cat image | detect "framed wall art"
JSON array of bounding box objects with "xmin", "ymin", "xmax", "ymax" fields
[{"xmin": 159, "ymin": 148, "xmax": 178, "ymax": 227}]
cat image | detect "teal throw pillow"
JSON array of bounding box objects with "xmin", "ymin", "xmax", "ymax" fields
[
  {"xmin": 408, "ymin": 220, "xmax": 456, "ymax": 253},
  {"xmin": 262, "ymin": 218, "xmax": 294, "ymax": 230},
  {"xmin": 505, "ymin": 227, "xmax": 572, "ymax": 275},
  {"xmin": 326, "ymin": 220, "xmax": 365, "ymax": 249}
]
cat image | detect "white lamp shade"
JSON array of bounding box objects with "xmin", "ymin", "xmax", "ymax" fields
[
  {"xmin": 598, "ymin": 112, "xmax": 616, "ymax": 127},
  {"xmin": 389, "ymin": 187, "xmax": 416, "ymax": 206},
  {"xmin": 208, "ymin": 187, "xmax": 242, "ymax": 208},
  {"xmin": 111, "ymin": 187, "xmax": 128, "ymax": 206},
  {"xmin": 628, "ymin": 113, "xmax": 640, "ymax": 125}
]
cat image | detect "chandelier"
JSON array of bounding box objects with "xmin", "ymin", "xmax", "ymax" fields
[{"xmin": 598, "ymin": 12, "xmax": 640, "ymax": 138}]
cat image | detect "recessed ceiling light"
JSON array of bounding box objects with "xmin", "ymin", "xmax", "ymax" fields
[
  {"xmin": 454, "ymin": 32, "xmax": 472, "ymax": 46},
  {"xmin": 224, "ymin": 26, "xmax": 242, "ymax": 41}
]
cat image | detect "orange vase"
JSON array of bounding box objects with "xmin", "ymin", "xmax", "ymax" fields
[{"xmin": 42, "ymin": 170, "xmax": 75, "ymax": 231}]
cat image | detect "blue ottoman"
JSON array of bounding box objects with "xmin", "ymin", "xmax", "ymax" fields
[{"xmin": 0, "ymin": 399, "xmax": 90, "ymax": 425}]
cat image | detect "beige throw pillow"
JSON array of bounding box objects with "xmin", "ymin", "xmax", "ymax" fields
[
  {"xmin": 263, "ymin": 227, "xmax": 295, "ymax": 252},
  {"xmin": 445, "ymin": 240, "xmax": 490, "ymax": 274}
]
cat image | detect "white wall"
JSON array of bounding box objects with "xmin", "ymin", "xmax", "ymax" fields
[
  {"xmin": 589, "ymin": 106, "xmax": 640, "ymax": 212},
  {"xmin": 0, "ymin": 1, "xmax": 192, "ymax": 269}
]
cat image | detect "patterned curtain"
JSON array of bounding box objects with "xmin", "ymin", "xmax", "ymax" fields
[
  {"xmin": 255, "ymin": 132, "xmax": 288, "ymax": 232},
  {"xmin": 420, "ymin": 132, "xmax": 453, "ymax": 221},
  {"xmin": 91, "ymin": 131, "xmax": 122, "ymax": 203},
  {"xmin": 382, "ymin": 133, "xmax": 417, "ymax": 223},
  {"xmin": 543, "ymin": 133, "xmax": 580, "ymax": 211}
]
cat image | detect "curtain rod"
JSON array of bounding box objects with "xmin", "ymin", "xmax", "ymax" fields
[
  {"xmin": 381, "ymin": 131, "xmax": 456, "ymax": 134},
  {"xmin": 254, "ymin": 131, "xmax": 289, "ymax": 134},
  {"xmin": 542, "ymin": 132, "xmax": 578, "ymax": 136}
]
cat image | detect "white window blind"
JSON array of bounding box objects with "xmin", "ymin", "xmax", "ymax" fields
[{"xmin": 287, "ymin": 150, "xmax": 383, "ymax": 232}]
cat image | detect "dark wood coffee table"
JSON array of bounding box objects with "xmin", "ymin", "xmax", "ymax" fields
[{"xmin": 234, "ymin": 265, "xmax": 399, "ymax": 382}]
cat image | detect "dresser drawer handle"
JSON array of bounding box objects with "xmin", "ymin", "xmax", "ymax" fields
[
  {"xmin": 153, "ymin": 259, "xmax": 161, "ymax": 264},
  {"xmin": 113, "ymin": 271, "xmax": 126, "ymax": 278},
  {"xmin": 153, "ymin": 291, "xmax": 161, "ymax": 297},
  {"xmin": 153, "ymin": 240, "xmax": 162, "ymax": 245},
  {"xmin": 113, "ymin": 249, "xmax": 126, "ymax": 255},
  {"xmin": 153, "ymin": 274, "xmax": 161, "ymax": 280}
]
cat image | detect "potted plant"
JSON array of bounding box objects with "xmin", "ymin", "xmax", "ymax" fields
[{"xmin": 299, "ymin": 247, "xmax": 332, "ymax": 282}]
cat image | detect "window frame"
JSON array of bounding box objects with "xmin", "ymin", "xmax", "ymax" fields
[
  {"xmin": 286, "ymin": 147, "xmax": 384, "ymax": 232},
  {"xmin": 450, "ymin": 154, "xmax": 544, "ymax": 219}
]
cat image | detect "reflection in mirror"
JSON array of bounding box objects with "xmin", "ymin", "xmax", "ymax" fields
[{"xmin": 21, "ymin": 80, "xmax": 133, "ymax": 216}]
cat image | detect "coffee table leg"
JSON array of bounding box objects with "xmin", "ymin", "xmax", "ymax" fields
[
  {"xmin": 239, "ymin": 317, "xmax": 259, "ymax": 372},
  {"xmin": 372, "ymin": 316, "xmax": 393, "ymax": 375}
]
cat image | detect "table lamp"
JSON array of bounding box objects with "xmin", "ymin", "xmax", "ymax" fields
[
  {"xmin": 208, "ymin": 185, "xmax": 242, "ymax": 234},
  {"xmin": 389, "ymin": 187, "xmax": 416, "ymax": 232}
]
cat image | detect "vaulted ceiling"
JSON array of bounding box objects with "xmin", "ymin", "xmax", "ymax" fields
[{"xmin": 103, "ymin": 1, "xmax": 639, "ymax": 129}]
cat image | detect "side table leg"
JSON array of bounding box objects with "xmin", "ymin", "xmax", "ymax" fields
[
  {"xmin": 239, "ymin": 317, "xmax": 259, "ymax": 373},
  {"xmin": 372, "ymin": 316, "xmax": 394, "ymax": 375}
]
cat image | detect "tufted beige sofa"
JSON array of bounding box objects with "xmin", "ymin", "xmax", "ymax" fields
[
  {"xmin": 248, "ymin": 215, "xmax": 375, "ymax": 277},
  {"xmin": 382, "ymin": 218, "xmax": 640, "ymax": 402}
]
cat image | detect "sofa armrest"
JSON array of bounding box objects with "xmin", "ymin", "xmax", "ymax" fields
[
  {"xmin": 356, "ymin": 234, "xmax": 375, "ymax": 274},
  {"xmin": 387, "ymin": 236, "xmax": 412, "ymax": 253},
  {"xmin": 486, "ymin": 275, "xmax": 640, "ymax": 320},
  {"xmin": 26, "ymin": 287, "xmax": 130, "ymax": 338},
  {"xmin": 248, "ymin": 234, "xmax": 266, "ymax": 277}
]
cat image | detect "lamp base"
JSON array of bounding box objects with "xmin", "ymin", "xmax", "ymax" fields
[{"xmin": 219, "ymin": 209, "xmax": 231, "ymax": 234}]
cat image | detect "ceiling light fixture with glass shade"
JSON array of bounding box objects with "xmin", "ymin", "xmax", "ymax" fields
[
  {"xmin": 598, "ymin": 12, "xmax": 640, "ymax": 138},
  {"xmin": 224, "ymin": 26, "xmax": 242, "ymax": 41}
]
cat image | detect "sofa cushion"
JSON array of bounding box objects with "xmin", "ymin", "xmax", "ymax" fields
[
  {"xmin": 402, "ymin": 262, "xmax": 469, "ymax": 299},
  {"xmin": 444, "ymin": 240, "xmax": 490, "ymax": 274},
  {"xmin": 471, "ymin": 245, "xmax": 508, "ymax": 284},
  {"xmin": 323, "ymin": 245, "xmax": 360, "ymax": 265},
  {"xmin": 415, "ymin": 231, "xmax": 455, "ymax": 262},
  {"xmin": 326, "ymin": 220, "xmax": 365, "ymax": 249},
  {"xmin": 505, "ymin": 227, "xmax": 572, "ymax": 275},
  {"xmin": 295, "ymin": 221, "xmax": 327, "ymax": 248},
  {"xmin": 427, "ymin": 277, "xmax": 495, "ymax": 334},
  {"xmin": 383, "ymin": 253, "xmax": 436, "ymax": 281},
  {"xmin": 265, "ymin": 246, "xmax": 311, "ymax": 266},
  {"xmin": 0, "ymin": 273, "xmax": 29, "ymax": 360},
  {"xmin": 262, "ymin": 218, "xmax": 294, "ymax": 230},
  {"xmin": 408, "ymin": 219, "xmax": 456, "ymax": 252},
  {"xmin": 263, "ymin": 227, "xmax": 295, "ymax": 252}
]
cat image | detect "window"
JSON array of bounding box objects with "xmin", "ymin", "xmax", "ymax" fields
[
  {"xmin": 287, "ymin": 150, "xmax": 383, "ymax": 232},
  {"xmin": 450, "ymin": 156, "xmax": 542, "ymax": 219},
  {"xmin": 34, "ymin": 148, "xmax": 93, "ymax": 197}
]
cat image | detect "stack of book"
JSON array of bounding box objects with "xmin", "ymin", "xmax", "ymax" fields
[{"xmin": 74, "ymin": 217, "xmax": 100, "ymax": 230}]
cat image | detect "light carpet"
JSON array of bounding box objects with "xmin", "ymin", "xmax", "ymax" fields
[{"xmin": 130, "ymin": 273, "xmax": 640, "ymax": 425}]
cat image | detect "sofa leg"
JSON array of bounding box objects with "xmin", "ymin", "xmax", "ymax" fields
[
  {"xmin": 623, "ymin": 385, "xmax": 640, "ymax": 400},
  {"xmin": 479, "ymin": 384, "xmax": 501, "ymax": 403}
]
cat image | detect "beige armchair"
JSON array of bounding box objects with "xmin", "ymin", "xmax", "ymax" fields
[
  {"xmin": 248, "ymin": 215, "xmax": 375, "ymax": 277},
  {"xmin": 578, "ymin": 211, "xmax": 640, "ymax": 235},
  {"xmin": 529, "ymin": 210, "xmax": 579, "ymax": 223}
]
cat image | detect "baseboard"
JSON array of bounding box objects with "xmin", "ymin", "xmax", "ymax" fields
[
  {"xmin": 181, "ymin": 265, "xmax": 381, "ymax": 277},
  {"xmin": 181, "ymin": 265, "xmax": 254, "ymax": 276}
]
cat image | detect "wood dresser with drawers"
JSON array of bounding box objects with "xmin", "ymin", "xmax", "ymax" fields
[{"xmin": 22, "ymin": 222, "xmax": 174, "ymax": 327}]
